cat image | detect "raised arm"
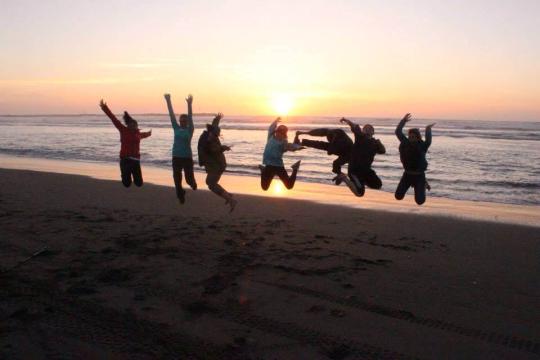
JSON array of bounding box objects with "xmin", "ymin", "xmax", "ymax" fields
[
  {"xmin": 186, "ymin": 94, "xmax": 194, "ymax": 135},
  {"xmin": 163, "ymin": 94, "xmax": 179, "ymax": 130},
  {"xmin": 268, "ymin": 117, "xmax": 281, "ymax": 139},
  {"xmin": 424, "ymin": 123, "xmax": 435, "ymax": 149},
  {"xmin": 100, "ymin": 99, "xmax": 124, "ymax": 131},
  {"xmin": 340, "ymin": 117, "xmax": 361, "ymax": 136},
  {"xmin": 395, "ymin": 113, "xmax": 410, "ymax": 142},
  {"xmin": 211, "ymin": 112, "xmax": 223, "ymax": 129}
]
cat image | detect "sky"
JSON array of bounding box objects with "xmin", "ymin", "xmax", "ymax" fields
[{"xmin": 0, "ymin": 0, "xmax": 539, "ymax": 120}]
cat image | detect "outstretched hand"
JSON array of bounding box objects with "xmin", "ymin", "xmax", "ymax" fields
[
  {"xmin": 164, "ymin": 93, "xmax": 171, "ymax": 100},
  {"xmin": 275, "ymin": 117, "xmax": 281, "ymax": 122},
  {"xmin": 215, "ymin": 112, "xmax": 223, "ymax": 121},
  {"xmin": 186, "ymin": 94, "xmax": 193, "ymax": 105},
  {"xmin": 339, "ymin": 117, "xmax": 349, "ymax": 124},
  {"xmin": 426, "ymin": 123, "xmax": 436, "ymax": 129},
  {"xmin": 147, "ymin": 130, "xmax": 152, "ymax": 136},
  {"xmin": 402, "ymin": 113, "xmax": 412, "ymax": 123},
  {"xmin": 99, "ymin": 99, "xmax": 108, "ymax": 110}
]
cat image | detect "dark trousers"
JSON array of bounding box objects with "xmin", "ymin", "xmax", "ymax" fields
[
  {"xmin": 348, "ymin": 168, "xmax": 382, "ymax": 196},
  {"xmin": 261, "ymin": 165, "xmax": 298, "ymax": 190},
  {"xmin": 395, "ymin": 172, "xmax": 426, "ymax": 205},
  {"xmin": 172, "ymin": 157, "xmax": 197, "ymax": 198},
  {"xmin": 301, "ymin": 139, "xmax": 350, "ymax": 175},
  {"xmin": 120, "ymin": 158, "xmax": 143, "ymax": 187},
  {"xmin": 205, "ymin": 165, "xmax": 226, "ymax": 196},
  {"xmin": 301, "ymin": 129, "xmax": 350, "ymax": 174}
]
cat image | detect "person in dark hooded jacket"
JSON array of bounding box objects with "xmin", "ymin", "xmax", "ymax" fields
[
  {"xmin": 394, "ymin": 113, "xmax": 435, "ymax": 205},
  {"xmin": 293, "ymin": 127, "xmax": 352, "ymax": 183},
  {"xmin": 339, "ymin": 117, "xmax": 386, "ymax": 197},
  {"xmin": 197, "ymin": 113, "xmax": 237, "ymax": 212}
]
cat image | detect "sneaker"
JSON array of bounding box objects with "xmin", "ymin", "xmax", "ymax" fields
[{"xmin": 291, "ymin": 160, "xmax": 301, "ymax": 170}]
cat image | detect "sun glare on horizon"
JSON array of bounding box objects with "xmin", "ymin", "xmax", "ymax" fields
[
  {"xmin": 271, "ymin": 95, "xmax": 294, "ymax": 116},
  {"xmin": 270, "ymin": 181, "xmax": 285, "ymax": 196}
]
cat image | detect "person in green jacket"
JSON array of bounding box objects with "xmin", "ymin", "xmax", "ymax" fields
[{"xmin": 164, "ymin": 93, "xmax": 197, "ymax": 204}]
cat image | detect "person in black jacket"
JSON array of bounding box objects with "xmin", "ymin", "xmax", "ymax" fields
[
  {"xmin": 197, "ymin": 113, "xmax": 237, "ymax": 212},
  {"xmin": 339, "ymin": 118, "xmax": 386, "ymax": 196},
  {"xmin": 394, "ymin": 113, "xmax": 435, "ymax": 205},
  {"xmin": 293, "ymin": 128, "xmax": 352, "ymax": 184}
]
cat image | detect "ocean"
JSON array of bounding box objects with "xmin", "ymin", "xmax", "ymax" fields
[{"xmin": 0, "ymin": 115, "xmax": 539, "ymax": 205}]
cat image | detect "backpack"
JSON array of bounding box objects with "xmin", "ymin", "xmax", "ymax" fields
[{"xmin": 197, "ymin": 130, "xmax": 209, "ymax": 166}]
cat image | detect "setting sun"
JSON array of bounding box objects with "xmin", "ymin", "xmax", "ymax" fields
[
  {"xmin": 271, "ymin": 95, "xmax": 294, "ymax": 116},
  {"xmin": 270, "ymin": 181, "xmax": 285, "ymax": 196}
]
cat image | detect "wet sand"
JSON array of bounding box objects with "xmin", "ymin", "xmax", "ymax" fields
[
  {"xmin": 1, "ymin": 154, "xmax": 539, "ymax": 227},
  {"xmin": 1, "ymin": 167, "xmax": 540, "ymax": 359}
]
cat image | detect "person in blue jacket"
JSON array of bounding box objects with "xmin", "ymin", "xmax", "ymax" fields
[
  {"xmin": 260, "ymin": 117, "xmax": 304, "ymax": 190},
  {"xmin": 164, "ymin": 93, "xmax": 197, "ymax": 204},
  {"xmin": 394, "ymin": 113, "xmax": 435, "ymax": 205}
]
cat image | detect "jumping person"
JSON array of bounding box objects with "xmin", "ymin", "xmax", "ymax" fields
[
  {"xmin": 394, "ymin": 113, "xmax": 435, "ymax": 205},
  {"xmin": 164, "ymin": 93, "xmax": 197, "ymax": 204},
  {"xmin": 339, "ymin": 118, "xmax": 386, "ymax": 196},
  {"xmin": 260, "ymin": 117, "xmax": 304, "ymax": 191},
  {"xmin": 294, "ymin": 128, "xmax": 353, "ymax": 183},
  {"xmin": 99, "ymin": 100, "xmax": 152, "ymax": 188},
  {"xmin": 197, "ymin": 113, "xmax": 237, "ymax": 212}
]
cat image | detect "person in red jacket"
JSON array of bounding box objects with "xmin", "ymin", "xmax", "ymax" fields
[{"xmin": 99, "ymin": 100, "xmax": 152, "ymax": 187}]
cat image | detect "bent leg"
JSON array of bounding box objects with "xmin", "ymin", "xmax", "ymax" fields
[
  {"xmin": 306, "ymin": 128, "xmax": 331, "ymax": 137},
  {"xmin": 413, "ymin": 174, "xmax": 426, "ymax": 205},
  {"xmin": 350, "ymin": 173, "xmax": 366, "ymax": 196},
  {"xmin": 395, "ymin": 173, "xmax": 410, "ymax": 200},
  {"xmin": 206, "ymin": 167, "xmax": 225, "ymax": 196},
  {"xmin": 332, "ymin": 155, "xmax": 349, "ymax": 175},
  {"xmin": 276, "ymin": 166, "xmax": 298, "ymax": 190},
  {"xmin": 344, "ymin": 169, "xmax": 365, "ymax": 197},
  {"xmin": 301, "ymin": 139, "xmax": 330, "ymax": 152},
  {"xmin": 364, "ymin": 170, "xmax": 382, "ymax": 190},
  {"xmin": 184, "ymin": 159, "xmax": 197, "ymax": 190}
]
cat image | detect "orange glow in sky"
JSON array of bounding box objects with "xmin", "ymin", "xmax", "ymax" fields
[{"xmin": 1, "ymin": 1, "xmax": 539, "ymax": 121}]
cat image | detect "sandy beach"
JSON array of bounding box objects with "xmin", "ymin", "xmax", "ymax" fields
[{"xmin": 1, "ymin": 164, "xmax": 539, "ymax": 359}]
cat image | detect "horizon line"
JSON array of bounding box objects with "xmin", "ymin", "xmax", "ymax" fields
[{"xmin": 0, "ymin": 113, "xmax": 538, "ymax": 123}]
